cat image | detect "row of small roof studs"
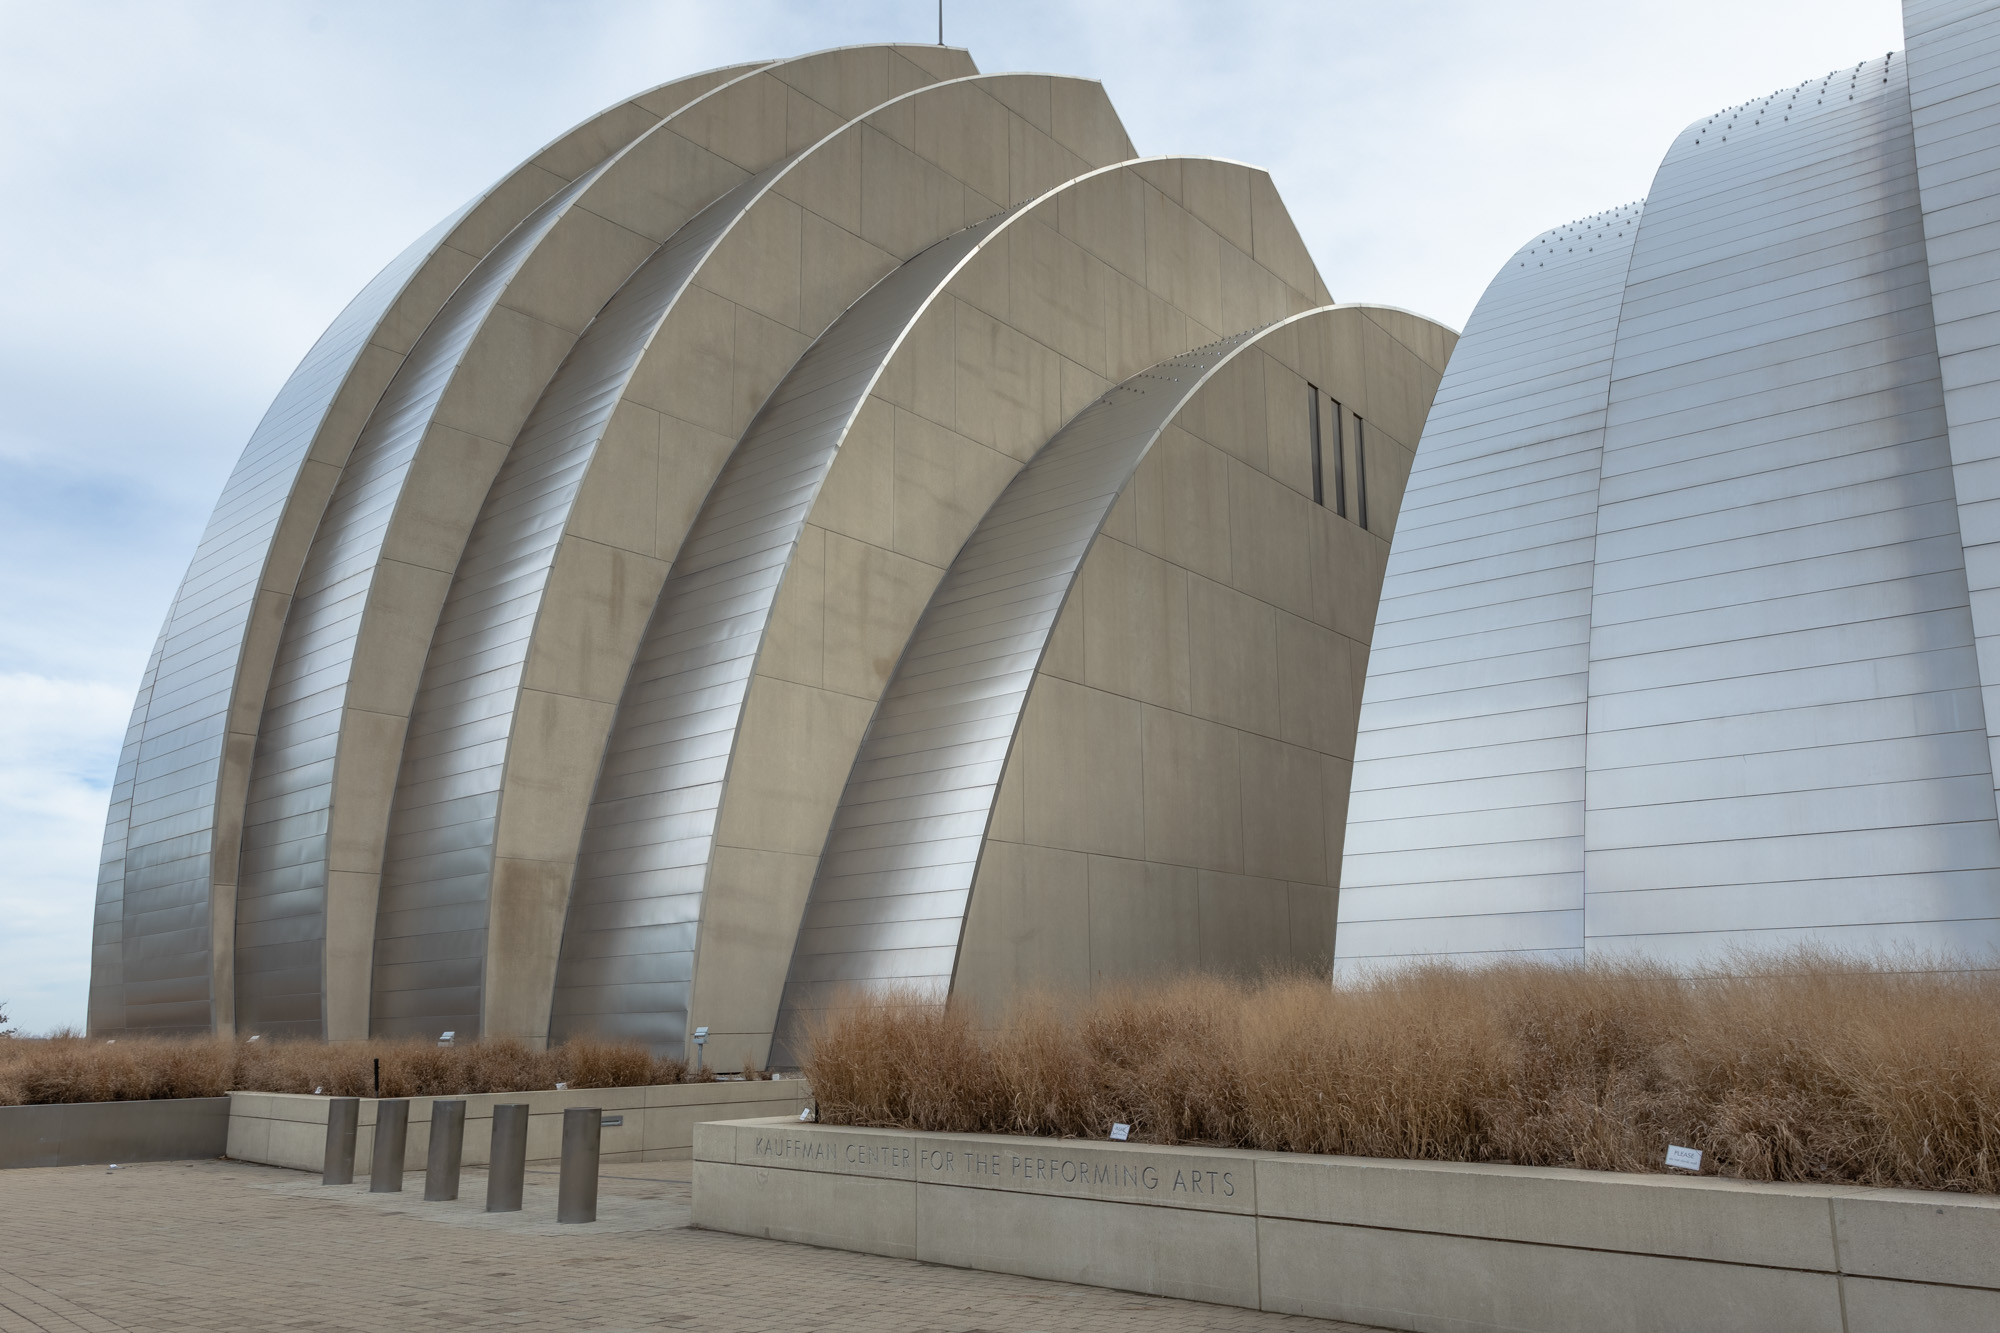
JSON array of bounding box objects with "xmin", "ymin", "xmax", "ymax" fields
[
  {"xmin": 1691, "ymin": 52, "xmax": 1898, "ymax": 148},
  {"xmin": 1518, "ymin": 200, "xmax": 1644, "ymax": 268}
]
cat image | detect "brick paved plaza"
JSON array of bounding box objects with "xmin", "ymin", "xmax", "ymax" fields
[{"xmin": 0, "ymin": 1158, "xmax": 1377, "ymax": 1332}]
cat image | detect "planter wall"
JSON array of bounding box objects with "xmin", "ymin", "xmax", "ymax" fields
[
  {"xmin": 228, "ymin": 1080, "xmax": 808, "ymax": 1172},
  {"xmin": 692, "ymin": 1116, "xmax": 2000, "ymax": 1333},
  {"xmin": 0, "ymin": 1097, "xmax": 230, "ymax": 1169}
]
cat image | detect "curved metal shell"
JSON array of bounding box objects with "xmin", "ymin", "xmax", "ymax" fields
[
  {"xmin": 768, "ymin": 320, "xmax": 1310, "ymax": 1061},
  {"xmin": 368, "ymin": 70, "xmax": 1131, "ymax": 1040},
  {"xmin": 94, "ymin": 58, "xmax": 777, "ymax": 1034},
  {"xmin": 233, "ymin": 163, "xmax": 618, "ymax": 1034},
  {"xmin": 369, "ymin": 163, "xmax": 790, "ymax": 1037},
  {"xmin": 115, "ymin": 204, "xmax": 468, "ymax": 1033},
  {"xmin": 233, "ymin": 48, "xmax": 989, "ymax": 1037},
  {"xmin": 1344, "ymin": 43, "xmax": 2000, "ymax": 968},
  {"xmin": 547, "ymin": 211, "xmax": 1016, "ymax": 1050},
  {"xmin": 1580, "ymin": 53, "xmax": 1997, "ymax": 960},
  {"xmin": 1337, "ymin": 207, "xmax": 1640, "ymax": 967},
  {"xmin": 1908, "ymin": 1, "xmax": 2000, "ymax": 833}
]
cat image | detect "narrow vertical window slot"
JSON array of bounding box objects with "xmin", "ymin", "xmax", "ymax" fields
[
  {"xmin": 1354, "ymin": 414, "xmax": 1369, "ymax": 531},
  {"xmin": 1330, "ymin": 398, "xmax": 1348, "ymax": 519},
  {"xmin": 1308, "ymin": 383, "xmax": 1324, "ymax": 506}
]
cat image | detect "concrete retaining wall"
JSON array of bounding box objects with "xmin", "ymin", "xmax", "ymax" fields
[
  {"xmin": 229, "ymin": 1080, "xmax": 809, "ymax": 1173},
  {"xmin": 0, "ymin": 1097, "xmax": 230, "ymax": 1168},
  {"xmin": 692, "ymin": 1117, "xmax": 2000, "ymax": 1333}
]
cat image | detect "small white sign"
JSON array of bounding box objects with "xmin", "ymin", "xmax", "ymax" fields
[
  {"xmin": 799, "ymin": 1105, "xmax": 816, "ymax": 1122},
  {"xmin": 1109, "ymin": 1123, "xmax": 1131, "ymax": 1141},
  {"xmin": 1665, "ymin": 1144, "xmax": 1702, "ymax": 1171},
  {"xmin": 555, "ymin": 1081, "xmax": 568, "ymax": 1091}
]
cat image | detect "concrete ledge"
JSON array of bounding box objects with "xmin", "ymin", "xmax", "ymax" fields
[
  {"xmin": 0, "ymin": 1097, "xmax": 231, "ymax": 1168},
  {"xmin": 228, "ymin": 1080, "xmax": 809, "ymax": 1173},
  {"xmin": 691, "ymin": 1117, "xmax": 2000, "ymax": 1333}
]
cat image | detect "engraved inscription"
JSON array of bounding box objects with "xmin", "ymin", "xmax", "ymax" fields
[
  {"xmin": 750, "ymin": 1133, "xmax": 912, "ymax": 1172},
  {"xmin": 752, "ymin": 1127, "xmax": 1240, "ymax": 1204}
]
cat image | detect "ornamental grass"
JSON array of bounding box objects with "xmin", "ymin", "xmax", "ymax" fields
[
  {"xmin": 0, "ymin": 1034, "xmax": 688, "ymax": 1106},
  {"xmin": 801, "ymin": 951, "xmax": 2000, "ymax": 1194}
]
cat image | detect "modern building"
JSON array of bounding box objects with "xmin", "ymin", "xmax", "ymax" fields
[
  {"xmin": 89, "ymin": 44, "xmax": 1454, "ymax": 1063},
  {"xmin": 1341, "ymin": 0, "xmax": 2000, "ymax": 970}
]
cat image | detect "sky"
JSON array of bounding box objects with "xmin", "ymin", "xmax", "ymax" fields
[{"xmin": 0, "ymin": 0, "xmax": 1908, "ymax": 1033}]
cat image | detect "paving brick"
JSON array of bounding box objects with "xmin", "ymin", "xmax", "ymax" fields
[{"xmin": 0, "ymin": 1159, "xmax": 1378, "ymax": 1332}]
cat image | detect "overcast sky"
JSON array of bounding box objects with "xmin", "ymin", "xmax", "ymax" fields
[{"xmin": 0, "ymin": 0, "xmax": 1907, "ymax": 1033}]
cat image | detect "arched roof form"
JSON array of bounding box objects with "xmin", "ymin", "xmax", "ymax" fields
[
  {"xmin": 93, "ymin": 47, "xmax": 1449, "ymax": 1053},
  {"xmin": 95, "ymin": 54, "xmax": 789, "ymax": 1034},
  {"xmin": 221, "ymin": 46, "xmax": 981, "ymax": 1037},
  {"xmin": 1343, "ymin": 13, "xmax": 2000, "ymax": 971},
  {"xmin": 361, "ymin": 72, "xmax": 1137, "ymax": 1040},
  {"xmin": 770, "ymin": 328, "xmax": 1271, "ymax": 1056}
]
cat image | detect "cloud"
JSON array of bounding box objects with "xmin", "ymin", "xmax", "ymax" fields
[
  {"xmin": 0, "ymin": 674, "xmax": 126, "ymax": 1034},
  {"xmin": 0, "ymin": 0, "xmax": 1909, "ymax": 1031}
]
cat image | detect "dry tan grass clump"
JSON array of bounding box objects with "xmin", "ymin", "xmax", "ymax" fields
[
  {"xmin": 0, "ymin": 1034, "xmax": 688, "ymax": 1106},
  {"xmin": 802, "ymin": 952, "xmax": 2000, "ymax": 1194}
]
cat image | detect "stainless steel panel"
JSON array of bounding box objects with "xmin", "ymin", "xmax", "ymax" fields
[
  {"xmin": 1908, "ymin": 0, "xmax": 2000, "ymax": 844},
  {"xmin": 769, "ymin": 315, "xmax": 1329, "ymax": 1065},
  {"xmin": 1339, "ymin": 201, "xmax": 1643, "ymax": 969},
  {"xmin": 110, "ymin": 208, "xmax": 465, "ymax": 1034},
  {"xmin": 231, "ymin": 161, "xmax": 615, "ymax": 1039},
  {"xmin": 549, "ymin": 210, "xmax": 1019, "ymax": 1053},
  {"xmin": 1345, "ymin": 37, "xmax": 2000, "ymax": 968},
  {"xmin": 368, "ymin": 164, "xmax": 788, "ymax": 1039},
  {"xmin": 98, "ymin": 62, "xmax": 771, "ymax": 1033},
  {"xmin": 1583, "ymin": 52, "xmax": 1998, "ymax": 956}
]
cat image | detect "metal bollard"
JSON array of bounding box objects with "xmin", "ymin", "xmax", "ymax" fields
[
  {"xmin": 369, "ymin": 1098, "xmax": 410, "ymax": 1192},
  {"xmin": 486, "ymin": 1103, "xmax": 529, "ymax": 1213},
  {"xmin": 322, "ymin": 1097, "xmax": 359, "ymax": 1185},
  {"xmin": 557, "ymin": 1107, "xmax": 602, "ymax": 1224},
  {"xmin": 424, "ymin": 1099, "xmax": 466, "ymax": 1201}
]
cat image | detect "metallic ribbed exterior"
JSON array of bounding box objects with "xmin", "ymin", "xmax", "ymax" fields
[
  {"xmin": 371, "ymin": 165, "xmax": 785, "ymax": 1038},
  {"xmin": 117, "ymin": 209, "xmax": 463, "ymax": 1032},
  {"xmin": 96, "ymin": 45, "xmax": 1382, "ymax": 1047},
  {"xmin": 550, "ymin": 212, "xmax": 1013, "ymax": 1051},
  {"xmin": 770, "ymin": 327, "xmax": 1276, "ymax": 1060},
  {"xmin": 233, "ymin": 165, "xmax": 614, "ymax": 1034},
  {"xmin": 1344, "ymin": 28, "xmax": 2000, "ymax": 967},
  {"xmin": 1584, "ymin": 53, "xmax": 1996, "ymax": 959},
  {"xmin": 88, "ymin": 626, "xmax": 163, "ymax": 1034},
  {"xmin": 1908, "ymin": 0, "xmax": 2000, "ymax": 827},
  {"xmin": 96, "ymin": 61, "xmax": 770, "ymax": 1034},
  {"xmin": 1340, "ymin": 207, "xmax": 1640, "ymax": 964}
]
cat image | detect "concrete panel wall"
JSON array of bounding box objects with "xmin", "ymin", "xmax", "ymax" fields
[
  {"xmin": 953, "ymin": 307, "xmax": 1449, "ymax": 1009},
  {"xmin": 224, "ymin": 1080, "xmax": 806, "ymax": 1172},
  {"xmin": 693, "ymin": 1116, "xmax": 2000, "ymax": 1333},
  {"xmin": 706, "ymin": 161, "xmax": 1341, "ymax": 1069},
  {"xmin": 0, "ymin": 1097, "xmax": 230, "ymax": 1169}
]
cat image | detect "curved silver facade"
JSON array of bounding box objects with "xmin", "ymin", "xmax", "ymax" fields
[
  {"xmin": 550, "ymin": 210, "xmax": 1016, "ymax": 1049},
  {"xmin": 1340, "ymin": 204, "xmax": 1641, "ymax": 964},
  {"xmin": 368, "ymin": 163, "xmax": 789, "ymax": 1039},
  {"xmin": 768, "ymin": 326, "xmax": 1273, "ymax": 1059},
  {"xmin": 1344, "ymin": 1, "xmax": 2000, "ymax": 969},
  {"xmin": 235, "ymin": 164, "xmax": 618, "ymax": 1034},
  {"xmin": 93, "ymin": 43, "xmax": 1442, "ymax": 1056},
  {"xmin": 96, "ymin": 59, "xmax": 777, "ymax": 1034}
]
